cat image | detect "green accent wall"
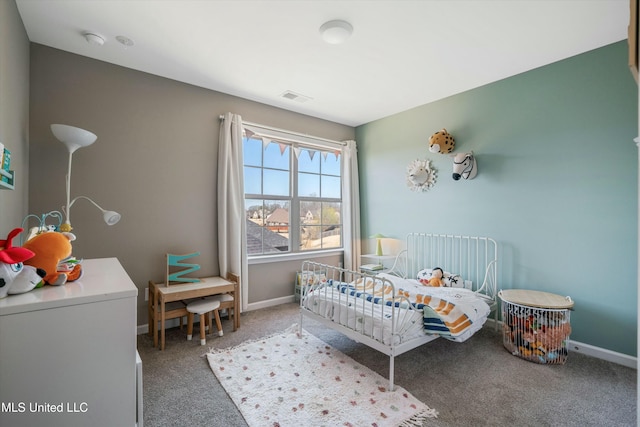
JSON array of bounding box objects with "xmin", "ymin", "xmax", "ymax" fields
[{"xmin": 356, "ymin": 41, "xmax": 638, "ymax": 356}]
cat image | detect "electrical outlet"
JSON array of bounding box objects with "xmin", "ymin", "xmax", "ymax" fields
[
  {"xmin": 464, "ymin": 280, "xmax": 472, "ymax": 290},
  {"xmin": 144, "ymin": 287, "xmax": 149, "ymax": 301}
]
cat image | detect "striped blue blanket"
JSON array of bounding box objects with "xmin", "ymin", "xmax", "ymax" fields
[{"xmin": 329, "ymin": 273, "xmax": 490, "ymax": 342}]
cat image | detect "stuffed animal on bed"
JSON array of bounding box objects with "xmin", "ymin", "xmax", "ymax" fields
[
  {"xmin": 0, "ymin": 228, "xmax": 44, "ymax": 298},
  {"xmin": 22, "ymin": 231, "xmax": 82, "ymax": 286},
  {"xmin": 417, "ymin": 268, "xmax": 464, "ymax": 288},
  {"xmin": 425, "ymin": 267, "xmax": 444, "ymax": 287},
  {"xmin": 428, "ymin": 129, "xmax": 455, "ymax": 154}
]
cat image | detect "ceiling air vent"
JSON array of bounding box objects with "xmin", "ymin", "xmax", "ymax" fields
[{"xmin": 280, "ymin": 91, "xmax": 312, "ymax": 103}]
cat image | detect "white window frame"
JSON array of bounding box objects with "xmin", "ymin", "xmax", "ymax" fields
[{"xmin": 242, "ymin": 124, "xmax": 345, "ymax": 259}]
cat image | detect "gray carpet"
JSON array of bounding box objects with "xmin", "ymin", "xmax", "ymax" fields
[{"xmin": 138, "ymin": 302, "xmax": 636, "ymax": 426}]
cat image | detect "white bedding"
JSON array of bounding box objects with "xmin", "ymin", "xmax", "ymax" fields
[{"xmin": 303, "ymin": 272, "xmax": 490, "ymax": 345}]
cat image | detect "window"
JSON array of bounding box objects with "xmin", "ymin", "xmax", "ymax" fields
[{"xmin": 243, "ymin": 132, "xmax": 342, "ymax": 256}]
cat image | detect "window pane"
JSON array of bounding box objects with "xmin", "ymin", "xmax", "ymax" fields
[
  {"xmin": 298, "ymin": 172, "xmax": 320, "ymax": 197},
  {"xmin": 322, "ymin": 202, "xmax": 341, "ymax": 225},
  {"xmin": 300, "ymin": 225, "xmax": 322, "ymax": 250},
  {"xmin": 300, "ymin": 201, "xmax": 319, "ymax": 223},
  {"xmin": 244, "ymin": 166, "xmax": 261, "ymax": 194},
  {"xmin": 242, "ymin": 124, "xmax": 344, "ymax": 256},
  {"xmin": 245, "ymin": 199, "xmax": 290, "ymax": 255},
  {"xmin": 245, "ymin": 199, "xmax": 265, "ymax": 255},
  {"xmin": 243, "ymin": 138, "xmax": 262, "ymax": 167},
  {"xmin": 264, "ymin": 143, "xmax": 290, "ymax": 169},
  {"xmin": 321, "ymin": 152, "xmax": 341, "ymax": 176},
  {"xmin": 263, "ymin": 169, "xmax": 289, "ymax": 196},
  {"xmin": 321, "ymin": 175, "xmax": 341, "ymax": 198},
  {"xmin": 298, "ymin": 149, "xmax": 320, "ymax": 173},
  {"xmin": 321, "ymin": 225, "xmax": 341, "ymax": 249}
]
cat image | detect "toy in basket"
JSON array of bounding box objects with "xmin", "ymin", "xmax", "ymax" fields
[
  {"xmin": 294, "ymin": 269, "xmax": 327, "ymax": 302},
  {"xmin": 499, "ymin": 289, "xmax": 574, "ymax": 364}
]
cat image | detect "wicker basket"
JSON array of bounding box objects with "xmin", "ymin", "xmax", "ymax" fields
[{"xmin": 499, "ymin": 289, "xmax": 574, "ymax": 364}]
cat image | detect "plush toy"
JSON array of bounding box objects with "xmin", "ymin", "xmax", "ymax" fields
[
  {"xmin": 9, "ymin": 265, "xmax": 46, "ymax": 295},
  {"xmin": 418, "ymin": 267, "xmax": 444, "ymax": 287},
  {"xmin": 406, "ymin": 159, "xmax": 437, "ymax": 191},
  {"xmin": 0, "ymin": 228, "xmax": 42, "ymax": 298},
  {"xmin": 428, "ymin": 267, "xmax": 444, "ymax": 287},
  {"xmin": 22, "ymin": 231, "xmax": 81, "ymax": 286},
  {"xmin": 428, "ymin": 129, "xmax": 455, "ymax": 154},
  {"xmin": 451, "ymin": 151, "xmax": 478, "ymax": 180}
]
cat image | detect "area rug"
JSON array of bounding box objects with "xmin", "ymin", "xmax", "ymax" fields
[{"xmin": 206, "ymin": 324, "xmax": 437, "ymax": 426}]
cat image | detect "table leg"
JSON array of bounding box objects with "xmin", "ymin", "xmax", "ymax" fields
[
  {"xmin": 160, "ymin": 295, "xmax": 166, "ymax": 350},
  {"xmin": 147, "ymin": 289, "xmax": 153, "ymax": 338},
  {"xmin": 234, "ymin": 288, "xmax": 240, "ymax": 330},
  {"xmin": 152, "ymin": 286, "xmax": 159, "ymax": 348}
]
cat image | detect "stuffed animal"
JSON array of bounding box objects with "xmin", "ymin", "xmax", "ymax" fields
[
  {"xmin": 428, "ymin": 267, "xmax": 444, "ymax": 287},
  {"xmin": 0, "ymin": 228, "xmax": 41, "ymax": 298},
  {"xmin": 8, "ymin": 265, "xmax": 46, "ymax": 295},
  {"xmin": 428, "ymin": 129, "xmax": 455, "ymax": 154},
  {"xmin": 418, "ymin": 267, "xmax": 444, "ymax": 287},
  {"xmin": 22, "ymin": 231, "xmax": 81, "ymax": 286},
  {"xmin": 406, "ymin": 159, "xmax": 437, "ymax": 191},
  {"xmin": 451, "ymin": 151, "xmax": 478, "ymax": 180}
]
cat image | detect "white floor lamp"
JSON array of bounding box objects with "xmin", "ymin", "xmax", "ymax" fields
[{"xmin": 50, "ymin": 124, "xmax": 121, "ymax": 233}]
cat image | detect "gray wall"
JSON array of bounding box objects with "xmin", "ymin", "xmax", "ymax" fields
[
  {"xmin": 356, "ymin": 41, "xmax": 638, "ymax": 356},
  {"xmin": 28, "ymin": 45, "xmax": 353, "ymax": 325},
  {"xmin": 0, "ymin": 0, "xmax": 30, "ymax": 231}
]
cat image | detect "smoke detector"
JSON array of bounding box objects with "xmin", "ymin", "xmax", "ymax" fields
[{"xmin": 84, "ymin": 32, "xmax": 105, "ymax": 46}]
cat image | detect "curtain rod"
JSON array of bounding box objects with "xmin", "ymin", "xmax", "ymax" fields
[{"xmin": 219, "ymin": 114, "xmax": 347, "ymax": 147}]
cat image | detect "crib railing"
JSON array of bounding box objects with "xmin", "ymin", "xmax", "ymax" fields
[{"xmin": 298, "ymin": 260, "xmax": 421, "ymax": 346}]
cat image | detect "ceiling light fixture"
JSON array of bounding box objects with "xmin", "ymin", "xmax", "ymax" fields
[
  {"xmin": 319, "ymin": 20, "xmax": 353, "ymax": 45},
  {"xmin": 83, "ymin": 32, "xmax": 105, "ymax": 46}
]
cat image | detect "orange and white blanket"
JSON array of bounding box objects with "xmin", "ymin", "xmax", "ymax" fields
[{"xmin": 343, "ymin": 273, "xmax": 490, "ymax": 342}]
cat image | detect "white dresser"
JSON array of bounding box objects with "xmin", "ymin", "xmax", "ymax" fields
[{"xmin": 0, "ymin": 258, "xmax": 139, "ymax": 427}]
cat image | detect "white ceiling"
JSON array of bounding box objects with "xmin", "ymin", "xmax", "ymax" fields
[{"xmin": 16, "ymin": 0, "xmax": 630, "ymax": 127}]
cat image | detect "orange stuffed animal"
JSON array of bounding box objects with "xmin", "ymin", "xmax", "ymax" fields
[{"xmin": 22, "ymin": 232, "xmax": 82, "ymax": 285}]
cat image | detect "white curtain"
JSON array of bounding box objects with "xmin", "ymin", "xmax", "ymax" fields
[
  {"xmin": 218, "ymin": 112, "xmax": 248, "ymax": 311},
  {"xmin": 342, "ymin": 140, "xmax": 361, "ymax": 271}
]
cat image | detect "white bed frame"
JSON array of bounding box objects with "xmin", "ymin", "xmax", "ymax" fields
[{"xmin": 299, "ymin": 233, "xmax": 498, "ymax": 390}]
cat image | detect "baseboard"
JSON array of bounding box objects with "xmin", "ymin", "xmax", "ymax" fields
[
  {"xmin": 138, "ymin": 302, "xmax": 638, "ymax": 369},
  {"xmin": 567, "ymin": 340, "xmax": 637, "ymax": 369},
  {"xmin": 246, "ymin": 295, "xmax": 296, "ymax": 311},
  {"xmin": 137, "ymin": 297, "xmax": 296, "ymax": 335},
  {"xmin": 485, "ymin": 318, "xmax": 637, "ymax": 369}
]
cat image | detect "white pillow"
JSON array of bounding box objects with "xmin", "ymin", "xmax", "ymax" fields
[{"xmin": 417, "ymin": 268, "xmax": 463, "ymax": 288}]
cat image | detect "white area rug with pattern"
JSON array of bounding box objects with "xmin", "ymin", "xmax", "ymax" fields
[{"xmin": 206, "ymin": 324, "xmax": 437, "ymax": 426}]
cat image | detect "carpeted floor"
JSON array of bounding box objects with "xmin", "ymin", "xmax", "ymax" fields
[{"xmin": 138, "ymin": 302, "xmax": 637, "ymax": 427}]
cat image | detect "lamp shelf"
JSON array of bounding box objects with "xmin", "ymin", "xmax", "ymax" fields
[
  {"xmin": 0, "ymin": 169, "xmax": 14, "ymax": 190},
  {"xmin": 361, "ymin": 254, "xmax": 395, "ymax": 260}
]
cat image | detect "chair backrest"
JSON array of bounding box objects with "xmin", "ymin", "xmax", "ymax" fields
[{"xmin": 226, "ymin": 272, "xmax": 239, "ymax": 286}]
